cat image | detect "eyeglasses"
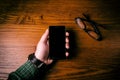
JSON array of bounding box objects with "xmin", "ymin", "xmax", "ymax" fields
[{"xmin": 75, "ymin": 15, "xmax": 103, "ymax": 41}]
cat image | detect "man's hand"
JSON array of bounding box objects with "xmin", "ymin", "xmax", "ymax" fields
[{"xmin": 35, "ymin": 29, "xmax": 69, "ymax": 65}]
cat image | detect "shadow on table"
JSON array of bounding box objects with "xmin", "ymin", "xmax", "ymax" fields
[{"xmin": 67, "ymin": 29, "xmax": 79, "ymax": 59}]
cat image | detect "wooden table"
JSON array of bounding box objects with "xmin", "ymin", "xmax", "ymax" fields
[{"xmin": 0, "ymin": 0, "xmax": 120, "ymax": 80}]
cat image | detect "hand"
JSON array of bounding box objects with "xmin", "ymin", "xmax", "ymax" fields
[{"xmin": 35, "ymin": 29, "xmax": 69, "ymax": 65}]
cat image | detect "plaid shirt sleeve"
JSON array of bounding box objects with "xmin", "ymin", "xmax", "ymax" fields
[{"xmin": 8, "ymin": 60, "xmax": 41, "ymax": 80}]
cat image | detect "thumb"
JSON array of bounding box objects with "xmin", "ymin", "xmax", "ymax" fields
[{"xmin": 40, "ymin": 29, "xmax": 49, "ymax": 43}]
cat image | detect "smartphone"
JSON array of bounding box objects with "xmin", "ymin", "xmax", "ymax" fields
[{"xmin": 49, "ymin": 26, "xmax": 66, "ymax": 60}]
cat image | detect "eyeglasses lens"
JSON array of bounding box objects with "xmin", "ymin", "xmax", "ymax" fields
[
  {"xmin": 76, "ymin": 18, "xmax": 85, "ymax": 29},
  {"xmin": 87, "ymin": 31, "xmax": 100, "ymax": 40}
]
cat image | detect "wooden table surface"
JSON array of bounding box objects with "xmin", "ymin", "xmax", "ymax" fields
[{"xmin": 0, "ymin": 0, "xmax": 120, "ymax": 80}]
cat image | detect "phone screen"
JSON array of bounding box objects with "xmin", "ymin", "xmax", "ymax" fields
[{"xmin": 49, "ymin": 26, "xmax": 66, "ymax": 60}]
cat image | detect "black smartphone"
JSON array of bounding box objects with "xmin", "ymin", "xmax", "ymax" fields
[{"xmin": 49, "ymin": 26, "xmax": 66, "ymax": 60}]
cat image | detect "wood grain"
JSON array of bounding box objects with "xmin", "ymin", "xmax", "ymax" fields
[{"xmin": 0, "ymin": 0, "xmax": 120, "ymax": 80}]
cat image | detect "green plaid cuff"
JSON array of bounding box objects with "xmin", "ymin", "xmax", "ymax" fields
[
  {"xmin": 8, "ymin": 60, "xmax": 40, "ymax": 80},
  {"xmin": 15, "ymin": 60, "xmax": 39, "ymax": 80}
]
